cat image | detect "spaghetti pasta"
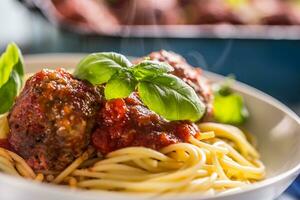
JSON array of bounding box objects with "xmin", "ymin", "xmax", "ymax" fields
[
  {"xmin": 0, "ymin": 113, "xmax": 9, "ymax": 139},
  {"xmin": 0, "ymin": 111, "xmax": 265, "ymax": 195}
]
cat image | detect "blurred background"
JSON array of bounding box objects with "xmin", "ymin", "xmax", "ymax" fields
[{"xmin": 0, "ymin": 0, "xmax": 299, "ymax": 198}]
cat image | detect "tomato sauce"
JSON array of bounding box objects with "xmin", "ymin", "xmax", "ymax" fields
[
  {"xmin": 0, "ymin": 139, "xmax": 10, "ymax": 150},
  {"xmin": 92, "ymin": 92, "xmax": 199, "ymax": 154}
]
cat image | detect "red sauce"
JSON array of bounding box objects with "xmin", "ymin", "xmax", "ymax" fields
[
  {"xmin": 0, "ymin": 139, "xmax": 10, "ymax": 150},
  {"xmin": 92, "ymin": 93, "xmax": 199, "ymax": 155}
]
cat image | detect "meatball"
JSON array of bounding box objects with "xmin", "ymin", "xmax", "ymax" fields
[
  {"xmin": 92, "ymin": 93, "xmax": 199, "ymax": 155},
  {"xmin": 8, "ymin": 69, "xmax": 101, "ymax": 171},
  {"xmin": 179, "ymin": 0, "xmax": 243, "ymax": 25},
  {"xmin": 140, "ymin": 50, "xmax": 213, "ymax": 119},
  {"xmin": 52, "ymin": 0, "xmax": 120, "ymax": 34},
  {"xmin": 252, "ymin": 0, "xmax": 296, "ymax": 25},
  {"xmin": 107, "ymin": 0, "xmax": 184, "ymax": 25}
]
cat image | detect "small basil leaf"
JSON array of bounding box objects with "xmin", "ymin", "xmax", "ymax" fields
[
  {"xmin": 212, "ymin": 75, "xmax": 235, "ymax": 96},
  {"xmin": 0, "ymin": 43, "xmax": 24, "ymax": 88},
  {"xmin": 105, "ymin": 72, "xmax": 137, "ymax": 100},
  {"xmin": 213, "ymin": 92, "xmax": 249, "ymax": 125},
  {"xmin": 133, "ymin": 60, "xmax": 173, "ymax": 80},
  {"xmin": 0, "ymin": 43, "xmax": 24, "ymax": 114},
  {"xmin": 213, "ymin": 77, "xmax": 249, "ymax": 125},
  {"xmin": 0, "ymin": 71, "xmax": 20, "ymax": 114},
  {"xmin": 138, "ymin": 74, "xmax": 206, "ymax": 122},
  {"xmin": 74, "ymin": 52, "xmax": 132, "ymax": 85}
]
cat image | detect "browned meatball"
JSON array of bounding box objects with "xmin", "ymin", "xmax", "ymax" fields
[
  {"xmin": 252, "ymin": 0, "xmax": 297, "ymax": 25},
  {"xmin": 180, "ymin": 0, "xmax": 243, "ymax": 25},
  {"xmin": 139, "ymin": 50, "xmax": 213, "ymax": 120},
  {"xmin": 8, "ymin": 69, "xmax": 101, "ymax": 171},
  {"xmin": 52, "ymin": 0, "xmax": 120, "ymax": 34},
  {"xmin": 107, "ymin": 0, "xmax": 184, "ymax": 25}
]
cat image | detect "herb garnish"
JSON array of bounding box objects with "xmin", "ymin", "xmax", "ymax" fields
[
  {"xmin": 213, "ymin": 77, "xmax": 249, "ymax": 125},
  {"xmin": 74, "ymin": 52, "xmax": 206, "ymax": 122},
  {"xmin": 0, "ymin": 43, "xmax": 24, "ymax": 114}
]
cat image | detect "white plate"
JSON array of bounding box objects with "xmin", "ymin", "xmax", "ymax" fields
[{"xmin": 0, "ymin": 54, "xmax": 300, "ymax": 200}]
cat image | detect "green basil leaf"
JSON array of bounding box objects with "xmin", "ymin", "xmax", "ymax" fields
[
  {"xmin": 105, "ymin": 72, "xmax": 137, "ymax": 100},
  {"xmin": 138, "ymin": 74, "xmax": 206, "ymax": 122},
  {"xmin": 213, "ymin": 92, "xmax": 249, "ymax": 125},
  {"xmin": 0, "ymin": 71, "xmax": 20, "ymax": 114},
  {"xmin": 74, "ymin": 52, "xmax": 207, "ymax": 122},
  {"xmin": 0, "ymin": 43, "xmax": 24, "ymax": 88},
  {"xmin": 133, "ymin": 60, "xmax": 173, "ymax": 80},
  {"xmin": 0, "ymin": 43, "xmax": 24, "ymax": 114},
  {"xmin": 213, "ymin": 77, "xmax": 249, "ymax": 125},
  {"xmin": 73, "ymin": 52, "xmax": 132, "ymax": 85}
]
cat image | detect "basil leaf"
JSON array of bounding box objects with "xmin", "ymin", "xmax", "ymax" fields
[
  {"xmin": 213, "ymin": 93, "xmax": 248, "ymax": 125},
  {"xmin": 74, "ymin": 52, "xmax": 207, "ymax": 122},
  {"xmin": 0, "ymin": 71, "xmax": 21, "ymax": 114},
  {"xmin": 0, "ymin": 43, "xmax": 24, "ymax": 88},
  {"xmin": 133, "ymin": 60, "xmax": 173, "ymax": 80},
  {"xmin": 0, "ymin": 43, "xmax": 24, "ymax": 114},
  {"xmin": 138, "ymin": 74, "xmax": 205, "ymax": 122},
  {"xmin": 105, "ymin": 72, "xmax": 137, "ymax": 100},
  {"xmin": 213, "ymin": 78, "xmax": 249, "ymax": 125},
  {"xmin": 73, "ymin": 52, "xmax": 132, "ymax": 85}
]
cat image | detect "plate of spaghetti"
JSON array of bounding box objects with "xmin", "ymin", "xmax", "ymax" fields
[{"xmin": 0, "ymin": 43, "xmax": 299, "ymax": 200}]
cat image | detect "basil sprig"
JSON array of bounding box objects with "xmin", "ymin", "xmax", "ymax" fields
[
  {"xmin": 104, "ymin": 71, "xmax": 137, "ymax": 100},
  {"xmin": 74, "ymin": 52, "xmax": 206, "ymax": 122},
  {"xmin": 0, "ymin": 43, "xmax": 24, "ymax": 114},
  {"xmin": 213, "ymin": 77, "xmax": 249, "ymax": 125},
  {"xmin": 74, "ymin": 52, "xmax": 132, "ymax": 85}
]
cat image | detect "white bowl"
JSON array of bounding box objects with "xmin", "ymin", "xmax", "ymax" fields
[{"xmin": 0, "ymin": 54, "xmax": 299, "ymax": 200}]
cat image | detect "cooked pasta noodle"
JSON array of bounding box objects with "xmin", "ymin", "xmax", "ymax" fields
[
  {"xmin": 0, "ymin": 113, "xmax": 265, "ymax": 195},
  {"xmin": 0, "ymin": 113, "xmax": 9, "ymax": 139}
]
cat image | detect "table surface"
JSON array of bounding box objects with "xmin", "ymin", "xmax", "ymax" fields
[{"xmin": 0, "ymin": 1, "xmax": 300, "ymax": 199}]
